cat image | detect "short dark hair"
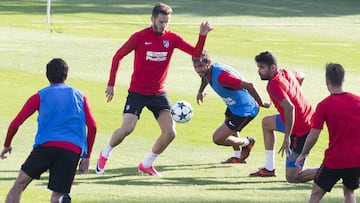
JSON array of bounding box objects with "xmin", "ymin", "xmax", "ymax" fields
[
  {"xmin": 326, "ymin": 63, "xmax": 344, "ymax": 87},
  {"xmin": 192, "ymin": 50, "xmax": 210, "ymax": 63},
  {"xmin": 255, "ymin": 51, "xmax": 277, "ymax": 68},
  {"xmin": 152, "ymin": 2, "xmax": 172, "ymax": 17},
  {"xmin": 46, "ymin": 58, "xmax": 68, "ymax": 83}
]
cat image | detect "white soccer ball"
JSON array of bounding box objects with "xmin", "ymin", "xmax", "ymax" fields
[{"xmin": 170, "ymin": 101, "xmax": 193, "ymax": 123}]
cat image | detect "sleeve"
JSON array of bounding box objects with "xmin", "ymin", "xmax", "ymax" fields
[
  {"xmin": 107, "ymin": 34, "xmax": 139, "ymax": 87},
  {"xmin": 268, "ymin": 81, "xmax": 287, "ymax": 104},
  {"xmin": 217, "ymin": 71, "xmax": 242, "ymax": 90},
  {"xmin": 311, "ymin": 103, "xmax": 325, "ymax": 130},
  {"xmin": 83, "ymin": 96, "xmax": 97, "ymax": 158},
  {"xmin": 175, "ymin": 34, "xmax": 207, "ymax": 57},
  {"xmin": 291, "ymin": 70, "xmax": 303, "ymax": 80},
  {"xmin": 4, "ymin": 93, "xmax": 40, "ymax": 147}
]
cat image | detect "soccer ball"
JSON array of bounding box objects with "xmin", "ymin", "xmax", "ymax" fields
[{"xmin": 170, "ymin": 101, "xmax": 193, "ymax": 123}]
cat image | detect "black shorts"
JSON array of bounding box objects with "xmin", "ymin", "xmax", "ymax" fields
[
  {"xmin": 124, "ymin": 91, "xmax": 171, "ymax": 119},
  {"xmin": 290, "ymin": 132, "xmax": 308, "ymax": 154},
  {"xmin": 224, "ymin": 108, "xmax": 255, "ymax": 132},
  {"xmin": 21, "ymin": 146, "xmax": 80, "ymax": 193},
  {"xmin": 314, "ymin": 164, "xmax": 360, "ymax": 192}
]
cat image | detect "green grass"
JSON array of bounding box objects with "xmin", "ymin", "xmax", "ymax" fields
[{"xmin": 1, "ymin": 0, "xmax": 360, "ymax": 202}]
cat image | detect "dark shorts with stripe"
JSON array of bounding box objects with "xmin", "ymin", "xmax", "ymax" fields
[
  {"xmin": 123, "ymin": 91, "xmax": 171, "ymax": 119},
  {"xmin": 315, "ymin": 164, "xmax": 360, "ymax": 192},
  {"xmin": 21, "ymin": 146, "xmax": 80, "ymax": 193},
  {"xmin": 224, "ymin": 108, "xmax": 255, "ymax": 132}
]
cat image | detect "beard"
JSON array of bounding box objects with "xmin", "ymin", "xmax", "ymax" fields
[{"xmin": 153, "ymin": 23, "xmax": 164, "ymax": 35}]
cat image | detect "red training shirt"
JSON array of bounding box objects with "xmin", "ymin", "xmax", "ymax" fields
[
  {"xmin": 267, "ymin": 69, "xmax": 314, "ymax": 136},
  {"xmin": 108, "ymin": 26, "xmax": 207, "ymax": 95},
  {"xmin": 312, "ymin": 92, "xmax": 360, "ymax": 169}
]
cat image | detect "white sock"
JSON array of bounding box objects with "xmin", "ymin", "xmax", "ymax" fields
[
  {"xmin": 142, "ymin": 151, "xmax": 159, "ymax": 168},
  {"xmin": 264, "ymin": 150, "xmax": 275, "ymax": 171},
  {"xmin": 101, "ymin": 143, "xmax": 113, "ymax": 158},
  {"xmin": 58, "ymin": 195, "xmax": 63, "ymax": 203},
  {"xmin": 234, "ymin": 150, "xmax": 241, "ymax": 158},
  {"xmin": 241, "ymin": 137, "xmax": 250, "ymax": 147}
]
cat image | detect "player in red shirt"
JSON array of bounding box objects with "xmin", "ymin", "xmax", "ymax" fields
[
  {"xmin": 250, "ymin": 51, "xmax": 317, "ymax": 183},
  {"xmin": 296, "ymin": 63, "xmax": 360, "ymax": 203},
  {"xmin": 95, "ymin": 2, "xmax": 212, "ymax": 176}
]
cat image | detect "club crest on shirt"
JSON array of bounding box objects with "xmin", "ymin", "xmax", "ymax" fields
[{"xmin": 163, "ymin": 40, "xmax": 169, "ymax": 48}]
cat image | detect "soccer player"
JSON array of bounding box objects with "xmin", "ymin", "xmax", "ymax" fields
[
  {"xmin": 296, "ymin": 63, "xmax": 360, "ymax": 203},
  {"xmin": 0, "ymin": 58, "xmax": 97, "ymax": 203},
  {"xmin": 250, "ymin": 51, "xmax": 317, "ymax": 183},
  {"xmin": 95, "ymin": 2, "xmax": 212, "ymax": 176},
  {"xmin": 192, "ymin": 50, "xmax": 270, "ymax": 164}
]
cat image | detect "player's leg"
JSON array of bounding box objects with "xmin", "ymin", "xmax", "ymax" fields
[
  {"xmin": 96, "ymin": 92, "xmax": 142, "ymax": 174},
  {"xmin": 216, "ymin": 111, "xmax": 255, "ymax": 164},
  {"xmin": 343, "ymin": 186, "xmax": 355, "ymax": 203},
  {"xmin": 51, "ymin": 192, "xmax": 71, "ymax": 203},
  {"xmin": 5, "ymin": 170, "xmax": 32, "ymax": 203},
  {"xmin": 286, "ymin": 134, "xmax": 317, "ymax": 183},
  {"xmin": 221, "ymin": 130, "xmax": 243, "ymax": 164},
  {"xmin": 285, "ymin": 155, "xmax": 316, "ymax": 183},
  {"xmin": 152, "ymin": 109, "xmax": 176, "ymax": 154},
  {"xmin": 49, "ymin": 148, "xmax": 79, "ymax": 203},
  {"xmin": 7, "ymin": 147, "xmax": 52, "ymax": 202},
  {"xmin": 219, "ymin": 109, "xmax": 242, "ymax": 163},
  {"xmin": 138, "ymin": 109, "xmax": 175, "ymax": 176},
  {"xmin": 308, "ymin": 182, "xmax": 326, "ymax": 203},
  {"xmin": 250, "ymin": 114, "xmax": 281, "ymax": 177},
  {"xmin": 342, "ymin": 167, "xmax": 359, "ymax": 203},
  {"xmin": 138, "ymin": 93, "xmax": 175, "ymax": 176},
  {"xmin": 96, "ymin": 113, "xmax": 138, "ymax": 174},
  {"xmin": 109, "ymin": 113, "xmax": 138, "ymax": 147}
]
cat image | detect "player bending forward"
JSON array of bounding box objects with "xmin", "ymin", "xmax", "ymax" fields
[{"xmin": 192, "ymin": 50, "xmax": 270, "ymax": 164}]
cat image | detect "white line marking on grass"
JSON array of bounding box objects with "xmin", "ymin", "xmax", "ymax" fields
[
  {"xmin": 36, "ymin": 20, "xmax": 359, "ymax": 27},
  {"xmin": 222, "ymin": 0, "xmax": 304, "ymax": 13}
]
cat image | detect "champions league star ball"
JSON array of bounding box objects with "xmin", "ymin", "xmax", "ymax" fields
[{"xmin": 170, "ymin": 101, "xmax": 193, "ymax": 123}]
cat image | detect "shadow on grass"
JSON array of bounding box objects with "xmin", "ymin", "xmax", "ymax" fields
[{"xmin": 69, "ymin": 163, "xmax": 292, "ymax": 187}]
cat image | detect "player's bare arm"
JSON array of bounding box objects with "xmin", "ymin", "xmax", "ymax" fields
[
  {"xmin": 295, "ymin": 128, "xmax": 320, "ymax": 169},
  {"xmin": 240, "ymin": 81, "xmax": 270, "ymax": 108},
  {"xmin": 278, "ymin": 98, "xmax": 295, "ymax": 157},
  {"xmin": 0, "ymin": 146, "xmax": 12, "ymax": 159},
  {"xmin": 105, "ymin": 86, "xmax": 115, "ymax": 103},
  {"xmin": 78, "ymin": 157, "xmax": 90, "ymax": 174},
  {"xmin": 196, "ymin": 77, "xmax": 209, "ymax": 104}
]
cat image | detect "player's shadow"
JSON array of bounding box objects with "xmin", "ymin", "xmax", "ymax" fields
[{"xmin": 71, "ymin": 163, "xmax": 288, "ymax": 188}]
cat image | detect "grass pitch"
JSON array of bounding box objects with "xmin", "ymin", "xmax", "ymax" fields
[{"xmin": 1, "ymin": 0, "xmax": 360, "ymax": 202}]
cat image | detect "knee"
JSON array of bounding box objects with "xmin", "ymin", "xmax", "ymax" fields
[
  {"xmin": 162, "ymin": 130, "xmax": 176, "ymax": 142},
  {"xmin": 212, "ymin": 136, "xmax": 223, "ymax": 146},
  {"xmin": 118, "ymin": 125, "xmax": 135, "ymax": 137},
  {"xmin": 262, "ymin": 116, "xmax": 273, "ymax": 129},
  {"xmin": 168, "ymin": 131, "xmax": 176, "ymax": 140},
  {"xmin": 286, "ymin": 175, "xmax": 300, "ymax": 183}
]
